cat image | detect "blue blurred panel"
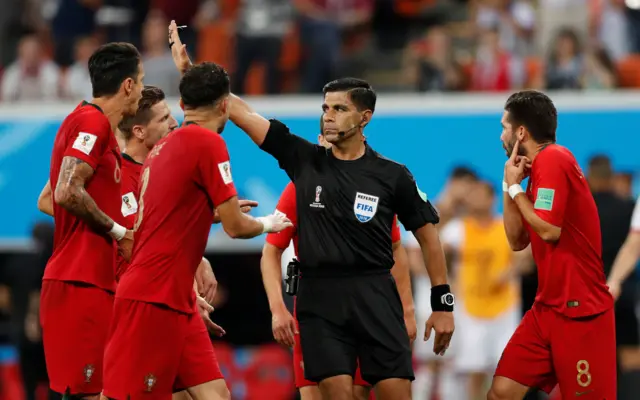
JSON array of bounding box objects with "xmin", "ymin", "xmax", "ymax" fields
[{"xmin": 1, "ymin": 106, "xmax": 639, "ymax": 250}]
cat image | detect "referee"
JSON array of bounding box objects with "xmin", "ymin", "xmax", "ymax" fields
[{"xmin": 230, "ymin": 78, "xmax": 454, "ymax": 400}]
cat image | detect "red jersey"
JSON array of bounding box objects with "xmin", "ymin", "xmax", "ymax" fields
[
  {"xmin": 44, "ymin": 101, "xmax": 122, "ymax": 292},
  {"xmin": 114, "ymin": 153, "xmax": 143, "ymax": 282},
  {"xmin": 525, "ymin": 144, "xmax": 613, "ymax": 318},
  {"xmin": 116, "ymin": 124, "xmax": 237, "ymax": 314},
  {"xmin": 266, "ymin": 182, "xmax": 402, "ymax": 253}
]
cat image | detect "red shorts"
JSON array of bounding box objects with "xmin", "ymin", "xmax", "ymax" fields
[
  {"xmin": 293, "ymin": 299, "xmax": 369, "ymax": 388},
  {"xmin": 495, "ymin": 303, "xmax": 616, "ymax": 398},
  {"xmin": 103, "ymin": 298, "xmax": 224, "ymax": 400},
  {"xmin": 40, "ymin": 280, "xmax": 114, "ymax": 395}
]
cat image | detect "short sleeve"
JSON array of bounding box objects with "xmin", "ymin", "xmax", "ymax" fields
[
  {"xmin": 259, "ymin": 119, "xmax": 319, "ymax": 181},
  {"xmin": 631, "ymin": 197, "xmax": 640, "ymax": 232},
  {"xmin": 391, "ymin": 215, "xmax": 401, "ymax": 243},
  {"xmin": 266, "ymin": 182, "xmax": 297, "ymax": 250},
  {"xmin": 63, "ymin": 114, "xmax": 111, "ymax": 170},
  {"xmin": 393, "ymin": 165, "xmax": 440, "ymax": 232},
  {"xmin": 530, "ymin": 150, "xmax": 569, "ymax": 227},
  {"xmin": 195, "ymin": 130, "xmax": 238, "ymax": 207},
  {"xmin": 440, "ymin": 219, "xmax": 464, "ymax": 251}
]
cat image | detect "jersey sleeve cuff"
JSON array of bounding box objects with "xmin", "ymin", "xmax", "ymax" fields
[
  {"xmin": 265, "ymin": 234, "xmax": 290, "ymax": 250},
  {"xmin": 63, "ymin": 149, "xmax": 99, "ymax": 170},
  {"xmin": 211, "ymin": 187, "xmax": 238, "ymax": 208}
]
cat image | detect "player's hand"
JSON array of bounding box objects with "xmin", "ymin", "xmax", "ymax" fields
[
  {"xmin": 504, "ymin": 140, "xmax": 531, "ymax": 186},
  {"xmin": 404, "ymin": 311, "xmax": 417, "ymax": 345},
  {"xmin": 212, "ymin": 199, "xmax": 259, "ymax": 224},
  {"xmin": 168, "ymin": 20, "xmax": 192, "ymax": 74},
  {"xmin": 197, "ymin": 296, "xmax": 226, "ymax": 337},
  {"xmin": 118, "ymin": 229, "xmax": 134, "ymax": 261},
  {"xmin": 271, "ymin": 306, "xmax": 297, "ymax": 348},
  {"xmin": 195, "ymin": 258, "xmax": 217, "ymax": 304},
  {"xmin": 607, "ymin": 279, "xmax": 622, "ymax": 301},
  {"xmin": 425, "ymin": 311, "xmax": 454, "ymax": 356},
  {"xmin": 259, "ymin": 213, "xmax": 293, "ymax": 233}
]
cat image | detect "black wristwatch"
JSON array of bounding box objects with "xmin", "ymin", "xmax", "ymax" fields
[{"xmin": 441, "ymin": 293, "xmax": 455, "ymax": 307}]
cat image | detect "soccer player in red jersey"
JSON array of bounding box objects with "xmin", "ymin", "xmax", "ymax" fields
[
  {"xmin": 102, "ymin": 62, "xmax": 292, "ymax": 400},
  {"xmin": 488, "ymin": 90, "xmax": 616, "ymax": 400},
  {"xmin": 41, "ymin": 42, "xmax": 144, "ymax": 400},
  {"xmin": 262, "ymin": 128, "xmax": 416, "ymax": 400}
]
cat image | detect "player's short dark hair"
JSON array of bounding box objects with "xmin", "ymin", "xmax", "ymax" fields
[
  {"xmin": 504, "ymin": 90, "xmax": 557, "ymax": 144},
  {"xmin": 118, "ymin": 86, "xmax": 166, "ymax": 140},
  {"xmin": 179, "ymin": 62, "xmax": 230, "ymax": 110},
  {"xmin": 587, "ymin": 154, "xmax": 613, "ymax": 179},
  {"xmin": 450, "ymin": 166, "xmax": 478, "ymax": 181},
  {"xmin": 323, "ymin": 78, "xmax": 377, "ymax": 113},
  {"xmin": 88, "ymin": 42, "xmax": 141, "ymax": 98}
]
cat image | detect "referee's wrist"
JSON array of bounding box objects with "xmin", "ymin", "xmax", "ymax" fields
[{"xmin": 431, "ymin": 284, "xmax": 454, "ymax": 312}]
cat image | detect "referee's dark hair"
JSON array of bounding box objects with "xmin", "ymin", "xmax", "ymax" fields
[
  {"xmin": 504, "ymin": 90, "xmax": 557, "ymax": 144},
  {"xmin": 180, "ymin": 62, "xmax": 230, "ymax": 110},
  {"xmin": 89, "ymin": 42, "xmax": 141, "ymax": 98},
  {"xmin": 118, "ymin": 86, "xmax": 166, "ymax": 140},
  {"xmin": 323, "ymin": 78, "xmax": 377, "ymax": 113}
]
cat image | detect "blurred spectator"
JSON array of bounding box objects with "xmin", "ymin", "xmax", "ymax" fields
[
  {"xmin": 545, "ymin": 28, "xmax": 583, "ymax": 90},
  {"xmin": 153, "ymin": 0, "xmax": 201, "ymax": 53},
  {"xmin": 537, "ymin": 0, "xmax": 589, "ymax": 56},
  {"xmin": 473, "ymin": 0, "xmax": 536, "ymax": 56},
  {"xmin": 614, "ymin": 172, "xmax": 635, "ymax": 200},
  {"xmin": 232, "ymin": 0, "xmax": 293, "ymax": 94},
  {"xmin": 141, "ymin": 11, "xmax": 181, "ymax": 97},
  {"xmin": 582, "ymin": 46, "xmax": 617, "ymax": 89},
  {"xmin": 294, "ymin": 0, "xmax": 374, "ymax": 93},
  {"xmin": 50, "ymin": 0, "xmax": 99, "ymax": 67},
  {"xmin": 1, "ymin": 34, "xmax": 60, "ymax": 102},
  {"xmin": 61, "ymin": 36, "xmax": 100, "ymax": 101},
  {"xmin": 591, "ymin": 0, "xmax": 631, "ymax": 61},
  {"xmin": 0, "ymin": 0, "xmax": 24, "ymax": 66},
  {"xmin": 403, "ymin": 26, "xmax": 464, "ymax": 92},
  {"xmin": 98, "ymin": 0, "xmax": 149, "ymax": 48},
  {"xmin": 470, "ymin": 26, "xmax": 524, "ymax": 91}
]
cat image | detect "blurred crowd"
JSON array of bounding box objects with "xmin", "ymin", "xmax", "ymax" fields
[{"xmin": 2, "ymin": 0, "xmax": 640, "ymax": 101}]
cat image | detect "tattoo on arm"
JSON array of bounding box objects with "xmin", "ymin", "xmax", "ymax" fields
[{"xmin": 54, "ymin": 156, "xmax": 114, "ymax": 232}]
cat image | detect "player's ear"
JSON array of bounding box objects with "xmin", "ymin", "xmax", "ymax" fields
[
  {"xmin": 179, "ymin": 98, "xmax": 185, "ymax": 111},
  {"xmin": 132, "ymin": 125, "xmax": 145, "ymax": 140},
  {"xmin": 123, "ymin": 77, "xmax": 134, "ymax": 96},
  {"xmin": 516, "ymin": 125, "xmax": 526, "ymax": 142},
  {"xmin": 219, "ymin": 96, "xmax": 229, "ymax": 116}
]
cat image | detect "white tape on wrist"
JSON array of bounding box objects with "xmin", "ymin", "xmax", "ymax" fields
[
  {"xmin": 256, "ymin": 216, "xmax": 272, "ymax": 234},
  {"xmin": 109, "ymin": 222, "xmax": 127, "ymax": 241},
  {"xmin": 508, "ymin": 184, "xmax": 524, "ymax": 200},
  {"xmin": 502, "ymin": 181, "xmax": 508, "ymax": 192}
]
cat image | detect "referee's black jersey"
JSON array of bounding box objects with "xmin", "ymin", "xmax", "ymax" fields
[{"xmin": 260, "ymin": 119, "xmax": 439, "ymax": 274}]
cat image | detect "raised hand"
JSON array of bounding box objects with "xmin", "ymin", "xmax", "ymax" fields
[
  {"xmin": 168, "ymin": 20, "xmax": 192, "ymax": 74},
  {"xmin": 504, "ymin": 140, "xmax": 531, "ymax": 186},
  {"xmin": 213, "ymin": 199, "xmax": 259, "ymax": 224}
]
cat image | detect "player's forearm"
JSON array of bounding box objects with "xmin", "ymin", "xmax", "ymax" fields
[
  {"xmin": 513, "ymin": 193, "xmax": 561, "ymax": 243},
  {"xmin": 261, "ymin": 245, "xmax": 287, "ymax": 313},
  {"xmin": 223, "ymin": 213, "xmax": 266, "ymax": 239},
  {"xmin": 55, "ymin": 183, "xmax": 114, "ymax": 232},
  {"xmin": 229, "ymin": 94, "xmax": 270, "ymax": 146},
  {"xmin": 37, "ymin": 180, "xmax": 54, "ymax": 217},
  {"xmin": 503, "ymin": 193, "xmax": 530, "ymax": 250},
  {"xmin": 391, "ymin": 244, "xmax": 415, "ymax": 315},
  {"xmin": 608, "ymin": 234, "xmax": 640, "ymax": 284}
]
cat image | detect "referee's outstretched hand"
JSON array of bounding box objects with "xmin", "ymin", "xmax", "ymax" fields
[
  {"xmin": 425, "ymin": 311, "xmax": 454, "ymax": 356},
  {"xmin": 272, "ymin": 307, "xmax": 297, "ymax": 348}
]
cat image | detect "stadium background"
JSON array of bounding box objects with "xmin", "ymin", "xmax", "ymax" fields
[{"xmin": 1, "ymin": 0, "xmax": 640, "ymax": 399}]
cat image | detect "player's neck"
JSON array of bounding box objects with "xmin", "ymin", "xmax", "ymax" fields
[
  {"xmin": 470, "ymin": 211, "xmax": 494, "ymax": 226},
  {"xmin": 123, "ymin": 140, "xmax": 149, "ymax": 164},
  {"xmin": 183, "ymin": 111, "xmax": 222, "ymax": 133},
  {"xmin": 526, "ymin": 141, "xmax": 553, "ymax": 162},
  {"xmin": 91, "ymin": 96, "xmax": 128, "ymax": 132},
  {"xmin": 331, "ymin": 136, "xmax": 366, "ymax": 161}
]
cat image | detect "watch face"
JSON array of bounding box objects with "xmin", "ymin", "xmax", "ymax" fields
[{"xmin": 443, "ymin": 294, "xmax": 455, "ymax": 306}]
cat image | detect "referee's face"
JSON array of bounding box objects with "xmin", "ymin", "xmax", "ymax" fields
[{"xmin": 322, "ymin": 92, "xmax": 362, "ymax": 143}]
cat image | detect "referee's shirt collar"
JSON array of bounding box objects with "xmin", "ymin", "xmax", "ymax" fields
[{"xmin": 328, "ymin": 142, "xmax": 373, "ymax": 164}]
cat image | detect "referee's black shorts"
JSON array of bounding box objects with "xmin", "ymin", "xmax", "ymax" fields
[{"xmin": 295, "ymin": 270, "xmax": 414, "ymax": 385}]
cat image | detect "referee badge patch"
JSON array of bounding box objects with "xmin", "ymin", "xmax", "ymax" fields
[{"xmin": 354, "ymin": 192, "xmax": 379, "ymax": 223}]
